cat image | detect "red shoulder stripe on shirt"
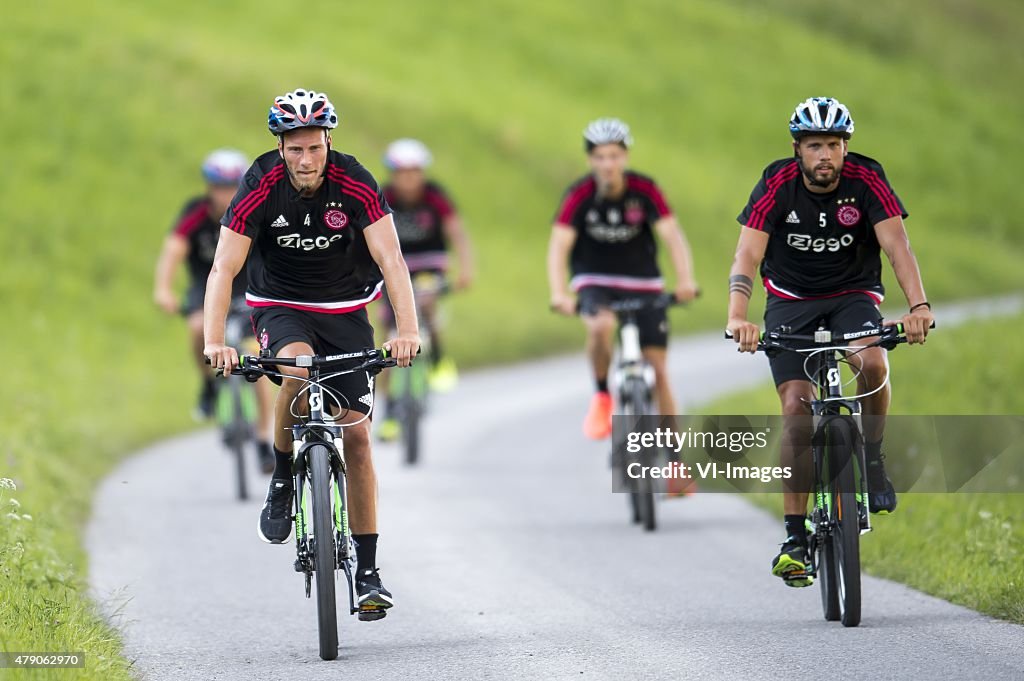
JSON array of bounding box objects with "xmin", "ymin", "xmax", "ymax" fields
[
  {"xmin": 174, "ymin": 201, "xmax": 209, "ymax": 237},
  {"xmin": 626, "ymin": 176, "xmax": 671, "ymax": 217},
  {"xmin": 229, "ymin": 165, "xmax": 286, "ymax": 233},
  {"xmin": 326, "ymin": 168, "xmax": 382, "ymax": 220},
  {"xmin": 556, "ymin": 178, "xmax": 596, "ymax": 225},
  {"xmin": 229, "ymin": 164, "xmax": 285, "ymax": 229},
  {"xmin": 843, "ymin": 162, "xmax": 901, "ymax": 218},
  {"xmin": 424, "ymin": 186, "xmax": 454, "ymax": 219},
  {"xmin": 326, "ymin": 169, "xmax": 385, "ymax": 223},
  {"xmin": 747, "ymin": 162, "xmax": 799, "ymax": 231}
]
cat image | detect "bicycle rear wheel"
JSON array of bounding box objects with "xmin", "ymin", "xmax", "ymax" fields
[
  {"xmin": 219, "ymin": 381, "xmax": 248, "ymax": 501},
  {"xmin": 402, "ymin": 397, "xmax": 421, "ymax": 466},
  {"xmin": 308, "ymin": 444, "xmax": 339, "ymax": 659}
]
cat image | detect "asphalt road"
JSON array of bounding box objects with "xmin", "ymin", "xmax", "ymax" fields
[{"xmin": 88, "ymin": 306, "xmax": 1024, "ymax": 680}]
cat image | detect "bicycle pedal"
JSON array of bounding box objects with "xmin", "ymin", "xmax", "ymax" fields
[{"xmin": 357, "ymin": 605, "xmax": 388, "ymax": 622}]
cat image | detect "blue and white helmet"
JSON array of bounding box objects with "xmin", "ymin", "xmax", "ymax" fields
[
  {"xmin": 789, "ymin": 97, "xmax": 855, "ymax": 140},
  {"xmin": 267, "ymin": 89, "xmax": 338, "ymax": 136},
  {"xmin": 201, "ymin": 148, "xmax": 248, "ymax": 185},
  {"xmin": 583, "ymin": 118, "xmax": 633, "ymax": 151},
  {"xmin": 383, "ymin": 138, "xmax": 433, "ymax": 170}
]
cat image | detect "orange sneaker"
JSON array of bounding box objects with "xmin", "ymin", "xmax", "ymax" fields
[
  {"xmin": 666, "ymin": 475, "xmax": 698, "ymax": 498},
  {"xmin": 583, "ymin": 391, "xmax": 614, "ymax": 440}
]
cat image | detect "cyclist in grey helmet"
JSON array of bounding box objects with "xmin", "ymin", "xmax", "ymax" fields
[{"xmin": 548, "ymin": 118, "xmax": 699, "ymax": 450}]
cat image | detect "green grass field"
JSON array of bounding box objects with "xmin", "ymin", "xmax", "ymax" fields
[
  {"xmin": 702, "ymin": 312, "xmax": 1024, "ymax": 623},
  {"xmin": 1, "ymin": 0, "xmax": 1023, "ymax": 677}
]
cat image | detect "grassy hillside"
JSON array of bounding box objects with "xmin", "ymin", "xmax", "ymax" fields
[
  {"xmin": 701, "ymin": 312, "xmax": 1024, "ymax": 623},
  {"xmin": 0, "ymin": 0, "xmax": 1022, "ymax": 676}
]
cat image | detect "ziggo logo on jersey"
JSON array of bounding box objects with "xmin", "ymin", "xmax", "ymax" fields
[
  {"xmin": 276, "ymin": 233, "xmax": 343, "ymax": 251},
  {"xmin": 786, "ymin": 232, "xmax": 855, "ymax": 253}
]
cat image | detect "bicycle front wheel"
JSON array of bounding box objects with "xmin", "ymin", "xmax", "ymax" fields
[
  {"xmin": 626, "ymin": 378, "xmax": 655, "ymax": 532},
  {"xmin": 308, "ymin": 444, "xmax": 339, "ymax": 659},
  {"xmin": 827, "ymin": 419, "xmax": 862, "ymax": 627}
]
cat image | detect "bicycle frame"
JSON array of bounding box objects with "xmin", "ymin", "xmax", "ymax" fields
[
  {"xmin": 806, "ymin": 344, "xmax": 871, "ymax": 539},
  {"xmin": 289, "ymin": 363, "xmax": 359, "ymax": 614}
]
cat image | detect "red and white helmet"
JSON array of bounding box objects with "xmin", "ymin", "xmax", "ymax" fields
[{"xmin": 267, "ymin": 89, "xmax": 338, "ymax": 136}]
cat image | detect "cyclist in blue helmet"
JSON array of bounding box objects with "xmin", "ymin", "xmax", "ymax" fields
[
  {"xmin": 727, "ymin": 97, "xmax": 934, "ymax": 586},
  {"xmin": 153, "ymin": 151, "xmax": 275, "ymax": 473}
]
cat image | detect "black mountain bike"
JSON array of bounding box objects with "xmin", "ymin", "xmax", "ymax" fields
[
  {"xmin": 387, "ymin": 272, "xmax": 448, "ymax": 465},
  {"xmin": 225, "ymin": 348, "xmax": 398, "ymax": 660},
  {"xmin": 608, "ymin": 293, "xmax": 684, "ymax": 532},
  {"xmin": 737, "ymin": 321, "xmax": 930, "ymax": 627}
]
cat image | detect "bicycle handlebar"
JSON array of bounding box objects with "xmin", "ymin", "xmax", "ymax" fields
[
  {"xmin": 206, "ymin": 347, "xmax": 402, "ymax": 379},
  {"xmin": 723, "ymin": 321, "xmax": 936, "ymax": 351}
]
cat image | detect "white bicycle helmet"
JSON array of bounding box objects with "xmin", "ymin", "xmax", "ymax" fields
[
  {"xmin": 583, "ymin": 118, "xmax": 633, "ymax": 151},
  {"xmin": 789, "ymin": 97, "xmax": 855, "ymax": 140},
  {"xmin": 267, "ymin": 89, "xmax": 338, "ymax": 136},
  {"xmin": 201, "ymin": 148, "xmax": 249, "ymax": 185},
  {"xmin": 383, "ymin": 138, "xmax": 433, "ymax": 170}
]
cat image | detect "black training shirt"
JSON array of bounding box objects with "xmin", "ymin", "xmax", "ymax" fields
[
  {"xmin": 736, "ymin": 152, "xmax": 907, "ymax": 301},
  {"xmin": 221, "ymin": 150, "xmax": 392, "ymax": 314}
]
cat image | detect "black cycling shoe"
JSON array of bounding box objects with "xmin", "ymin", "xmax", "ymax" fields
[
  {"xmin": 257, "ymin": 478, "xmax": 293, "ymax": 544},
  {"xmin": 867, "ymin": 454, "xmax": 898, "ymax": 514},
  {"xmin": 355, "ymin": 568, "xmax": 394, "ymax": 621},
  {"xmin": 194, "ymin": 380, "xmax": 216, "ymax": 421},
  {"xmin": 771, "ymin": 535, "xmax": 813, "ymax": 587},
  {"xmin": 257, "ymin": 442, "xmax": 275, "ymax": 475}
]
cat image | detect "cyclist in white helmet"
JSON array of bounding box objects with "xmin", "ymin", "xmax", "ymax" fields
[
  {"xmin": 727, "ymin": 97, "xmax": 933, "ymax": 586},
  {"xmin": 375, "ymin": 138, "xmax": 474, "ymax": 441},
  {"xmin": 153, "ymin": 150, "xmax": 277, "ymax": 472},
  {"xmin": 204, "ymin": 89, "xmax": 420, "ymax": 618},
  {"xmin": 548, "ymin": 118, "xmax": 700, "ymax": 443}
]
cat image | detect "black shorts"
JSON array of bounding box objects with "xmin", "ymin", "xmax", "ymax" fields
[
  {"xmin": 250, "ymin": 306, "xmax": 377, "ymax": 416},
  {"xmin": 763, "ymin": 293, "xmax": 883, "ymax": 386},
  {"xmin": 577, "ymin": 286, "xmax": 669, "ymax": 348},
  {"xmin": 180, "ymin": 285, "xmax": 205, "ymax": 316}
]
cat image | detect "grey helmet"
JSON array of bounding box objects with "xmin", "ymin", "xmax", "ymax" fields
[{"xmin": 583, "ymin": 117, "xmax": 633, "ymax": 151}]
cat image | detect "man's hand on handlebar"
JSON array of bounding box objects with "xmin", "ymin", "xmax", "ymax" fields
[
  {"xmin": 726, "ymin": 317, "xmax": 761, "ymax": 354},
  {"xmin": 884, "ymin": 307, "xmax": 934, "ymax": 345},
  {"xmin": 673, "ymin": 281, "xmax": 700, "ymax": 304},
  {"xmin": 204, "ymin": 342, "xmax": 240, "ymax": 375},
  {"xmin": 384, "ymin": 332, "xmax": 421, "ymax": 368},
  {"xmin": 549, "ymin": 293, "xmax": 577, "ymax": 317}
]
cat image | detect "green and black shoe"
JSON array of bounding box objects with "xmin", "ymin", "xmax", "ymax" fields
[{"xmin": 771, "ymin": 535, "xmax": 813, "ymax": 587}]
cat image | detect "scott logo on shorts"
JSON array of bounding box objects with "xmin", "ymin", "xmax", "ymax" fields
[
  {"xmin": 786, "ymin": 232, "xmax": 856, "ymax": 253},
  {"xmin": 276, "ymin": 233, "xmax": 343, "ymax": 251}
]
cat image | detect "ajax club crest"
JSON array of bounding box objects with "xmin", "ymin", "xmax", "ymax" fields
[
  {"xmin": 836, "ymin": 198, "xmax": 861, "ymax": 227},
  {"xmin": 324, "ymin": 202, "xmax": 349, "ymax": 230}
]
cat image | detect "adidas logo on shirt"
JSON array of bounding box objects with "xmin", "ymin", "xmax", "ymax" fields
[
  {"xmin": 270, "ymin": 214, "xmax": 290, "ymax": 228},
  {"xmin": 785, "ymin": 211, "xmax": 801, "ymax": 224}
]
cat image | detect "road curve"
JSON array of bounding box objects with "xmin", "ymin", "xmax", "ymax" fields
[{"xmin": 88, "ymin": 304, "xmax": 1024, "ymax": 680}]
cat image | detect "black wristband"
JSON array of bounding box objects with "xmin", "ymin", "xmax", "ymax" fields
[{"xmin": 909, "ymin": 302, "xmax": 931, "ymax": 312}]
